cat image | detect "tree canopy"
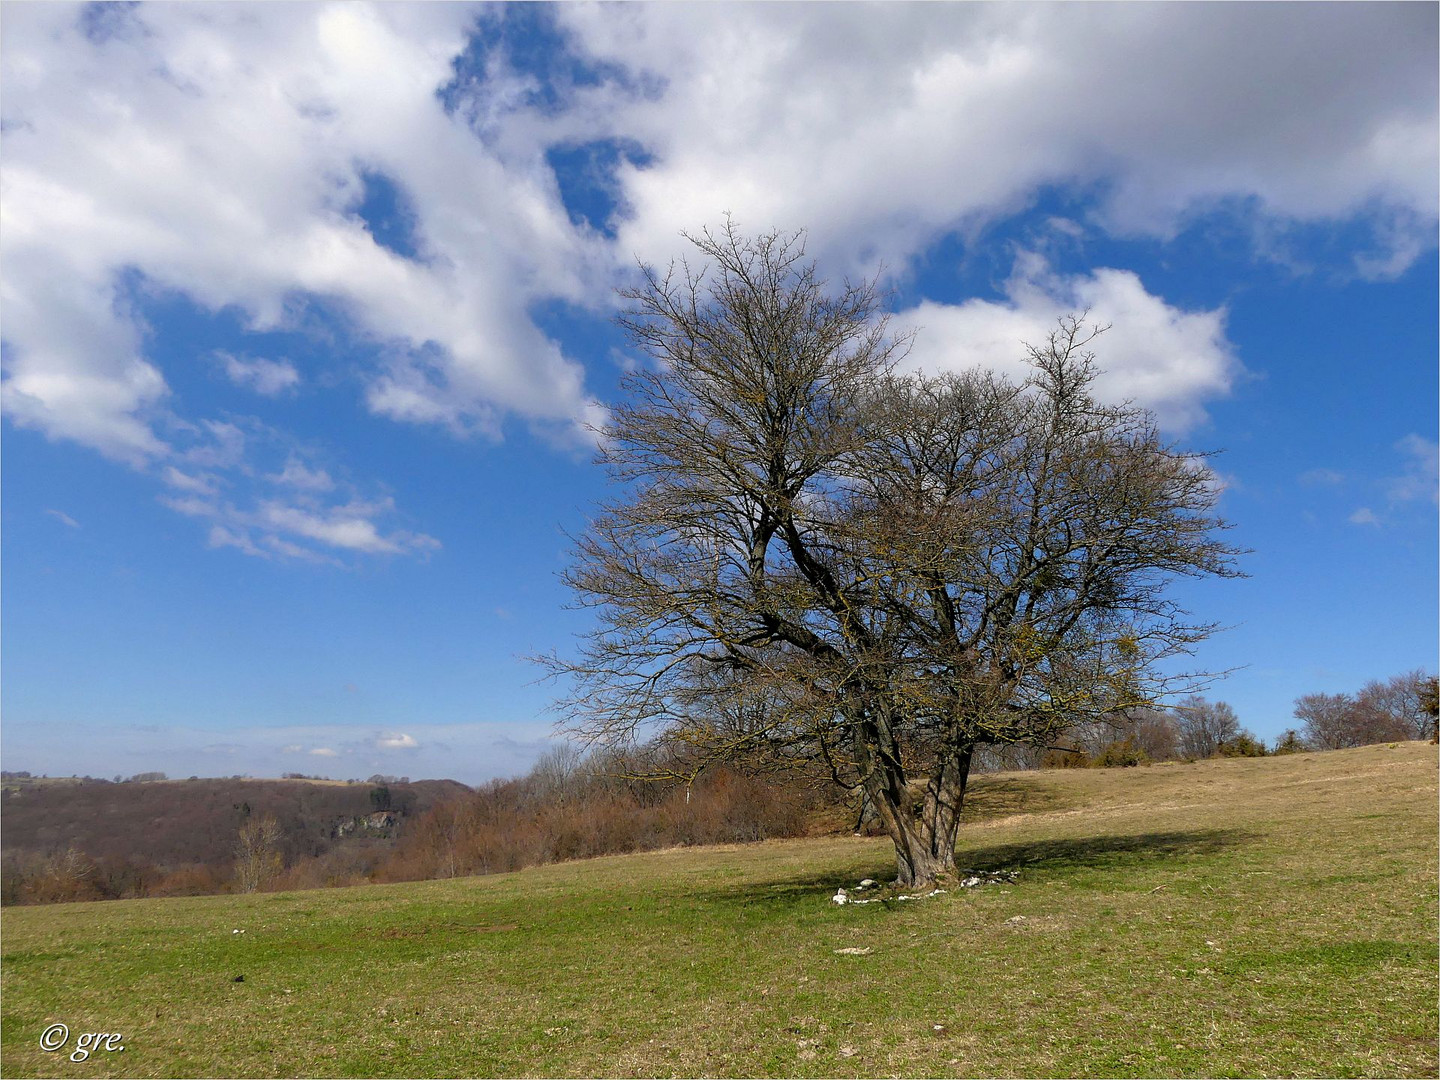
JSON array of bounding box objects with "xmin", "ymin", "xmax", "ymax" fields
[{"xmin": 546, "ymin": 223, "xmax": 1241, "ymax": 887}]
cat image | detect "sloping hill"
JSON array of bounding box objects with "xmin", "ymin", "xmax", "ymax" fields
[
  {"xmin": 2, "ymin": 743, "xmax": 1435, "ymax": 1078},
  {"xmin": 1, "ymin": 776, "xmax": 470, "ymax": 897}
]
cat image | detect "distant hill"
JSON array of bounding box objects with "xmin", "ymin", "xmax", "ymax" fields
[{"xmin": 0, "ymin": 775, "xmax": 470, "ymax": 902}]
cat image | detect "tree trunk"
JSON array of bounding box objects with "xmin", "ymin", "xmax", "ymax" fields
[
  {"xmin": 858, "ymin": 737, "xmax": 976, "ymax": 889},
  {"xmin": 919, "ymin": 741, "xmax": 974, "ymax": 876}
]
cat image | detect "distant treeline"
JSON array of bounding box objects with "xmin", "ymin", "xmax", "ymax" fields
[
  {"xmin": 978, "ymin": 671, "xmax": 1436, "ymax": 771},
  {"xmin": 0, "ymin": 775, "xmax": 467, "ymax": 905}
]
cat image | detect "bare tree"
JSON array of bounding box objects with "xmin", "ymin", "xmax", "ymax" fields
[
  {"xmin": 527, "ymin": 743, "xmax": 587, "ymax": 805},
  {"xmin": 1422, "ymin": 676, "xmax": 1440, "ymax": 743},
  {"xmin": 1127, "ymin": 707, "xmax": 1182, "ymax": 762},
  {"xmin": 545, "ymin": 223, "xmax": 1240, "ymax": 888},
  {"xmin": 1295, "ymin": 671, "xmax": 1434, "ymax": 749},
  {"xmin": 1356, "ymin": 670, "xmax": 1437, "ymax": 742},
  {"xmin": 233, "ymin": 815, "xmax": 283, "ymax": 893},
  {"xmin": 1293, "ymin": 692, "xmax": 1364, "ymax": 750},
  {"xmin": 1174, "ymin": 696, "xmax": 1241, "ymax": 759}
]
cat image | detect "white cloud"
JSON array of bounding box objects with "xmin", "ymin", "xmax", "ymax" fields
[
  {"xmin": 898, "ymin": 254, "xmax": 1238, "ymax": 432},
  {"xmin": 45, "ymin": 508, "xmax": 80, "ymax": 528},
  {"xmin": 217, "ymin": 351, "xmax": 300, "ymax": 396},
  {"xmin": 2, "ymin": 3, "xmax": 1432, "ymax": 558},
  {"xmin": 1, "ymin": 2, "xmax": 607, "ymax": 506},
  {"xmin": 151, "ymin": 416, "xmax": 437, "ymax": 562},
  {"xmin": 555, "ymin": 4, "xmax": 1436, "ymax": 276},
  {"xmin": 172, "ymin": 490, "xmax": 439, "ymax": 563},
  {"xmin": 376, "ymin": 733, "xmax": 419, "ymax": 750},
  {"xmin": 257, "ymin": 497, "xmax": 438, "ymax": 557},
  {"xmin": 179, "ymin": 420, "xmax": 248, "ymax": 471},
  {"xmin": 162, "ymin": 466, "xmax": 221, "ymax": 496},
  {"xmin": 1300, "ymin": 468, "xmax": 1346, "ymax": 487},
  {"xmin": 309, "ymin": 747, "xmax": 340, "ymax": 758},
  {"xmin": 1387, "ymin": 434, "xmax": 1439, "ymax": 505},
  {"xmin": 270, "ymin": 457, "xmax": 335, "ymax": 493},
  {"xmin": 1349, "ymin": 507, "xmax": 1381, "ymax": 527},
  {"xmin": 5, "ymin": 718, "xmax": 566, "ymax": 786}
]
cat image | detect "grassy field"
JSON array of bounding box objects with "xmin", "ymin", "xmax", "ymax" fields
[{"xmin": 3, "ymin": 743, "xmax": 1436, "ymax": 1078}]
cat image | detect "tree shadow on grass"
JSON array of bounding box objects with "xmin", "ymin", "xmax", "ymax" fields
[
  {"xmin": 961, "ymin": 776, "xmax": 1071, "ymax": 822},
  {"xmin": 692, "ymin": 828, "xmax": 1257, "ymax": 909},
  {"xmin": 956, "ymin": 827, "xmax": 1258, "ymax": 875}
]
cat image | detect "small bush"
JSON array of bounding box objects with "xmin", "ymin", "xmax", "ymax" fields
[
  {"xmin": 1092, "ymin": 738, "xmax": 1149, "ymax": 768},
  {"xmin": 1270, "ymin": 729, "xmax": 1307, "ymax": 755},
  {"xmin": 1039, "ymin": 748, "xmax": 1092, "ymax": 769},
  {"xmin": 1216, "ymin": 732, "xmax": 1267, "ymax": 758}
]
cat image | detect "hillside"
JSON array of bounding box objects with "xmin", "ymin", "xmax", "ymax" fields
[
  {"xmin": 2, "ymin": 743, "xmax": 1435, "ymax": 1078},
  {"xmin": 0, "ymin": 775, "xmax": 470, "ymax": 900}
]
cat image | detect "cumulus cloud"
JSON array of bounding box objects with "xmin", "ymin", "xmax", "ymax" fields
[
  {"xmin": 1, "ymin": 2, "xmax": 607, "ymax": 547},
  {"xmin": 376, "ymin": 733, "xmax": 419, "ymax": 750},
  {"xmin": 1349, "ymin": 507, "xmax": 1381, "ymax": 527},
  {"xmin": 309, "ymin": 747, "xmax": 339, "ymax": 758},
  {"xmin": 554, "ymin": 3, "xmax": 1436, "ymax": 276},
  {"xmin": 2, "ymin": 3, "xmax": 1432, "ymax": 558},
  {"xmin": 217, "ymin": 352, "xmax": 301, "ymax": 397},
  {"xmin": 1387, "ymin": 434, "xmax": 1439, "ymax": 505},
  {"xmin": 2, "ymin": 4, "xmax": 608, "ymax": 450},
  {"xmin": 898, "ymin": 253, "xmax": 1238, "ymax": 431}
]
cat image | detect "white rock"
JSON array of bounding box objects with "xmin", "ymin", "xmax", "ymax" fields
[
  {"xmin": 831, "ymin": 889, "xmax": 848, "ymax": 905},
  {"xmin": 858, "ymin": 879, "xmax": 876, "ymax": 888}
]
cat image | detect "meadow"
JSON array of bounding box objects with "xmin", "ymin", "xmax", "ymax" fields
[{"xmin": 2, "ymin": 742, "xmax": 1435, "ymax": 1078}]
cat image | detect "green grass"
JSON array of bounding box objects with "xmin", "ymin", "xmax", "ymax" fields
[{"xmin": 3, "ymin": 743, "xmax": 1436, "ymax": 1077}]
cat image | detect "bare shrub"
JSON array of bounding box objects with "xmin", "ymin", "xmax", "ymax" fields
[{"xmin": 234, "ymin": 815, "xmax": 283, "ymax": 893}]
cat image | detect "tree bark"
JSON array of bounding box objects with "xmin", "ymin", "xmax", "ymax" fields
[
  {"xmin": 857, "ymin": 727, "xmax": 975, "ymax": 889},
  {"xmin": 919, "ymin": 742, "xmax": 974, "ymax": 877}
]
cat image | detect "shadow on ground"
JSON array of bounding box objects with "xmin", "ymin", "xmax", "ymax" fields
[
  {"xmin": 957, "ymin": 827, "xmax": 1257, "ymax": 874},
  {"xmin": 695, "ymin": 828, "xmax": 1256, "ymax": 908},
  {"xmin": 961, "ymin": 776, "xmax": 1070, "ymax": 821}
]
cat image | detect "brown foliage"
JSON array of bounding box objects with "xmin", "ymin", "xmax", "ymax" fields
[{"xmin": 372, "ymin": 761, "xmax": 816, "ymax": 885}]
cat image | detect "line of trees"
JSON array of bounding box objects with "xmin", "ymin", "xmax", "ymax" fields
[
  {"xmin": 977, "ymin": 669, "xmax": 1435, "ymax": 770},
  {"xmin": 0, "ymin": 776, "xmax": 466, "ymax": 905},
  {"xmin": 1288, "ymin": 669, "xmax": 1437, "ymax": 749},
  {"xmin": 0, "ymin": 750, "xmax": 830, "ymax": 904},
  {"xmin": 369, "ymin": 744, "xmax": 822, "ymax": 885}
]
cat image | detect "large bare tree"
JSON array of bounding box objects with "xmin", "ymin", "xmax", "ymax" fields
[{"xmin": 546, "ymin": 223, "xmax": 1240, "ymax": 887}]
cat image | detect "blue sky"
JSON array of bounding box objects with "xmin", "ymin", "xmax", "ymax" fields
[{"xmin": 3, "ymin": 2, "xmax": 1436, "ymax": 784}]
